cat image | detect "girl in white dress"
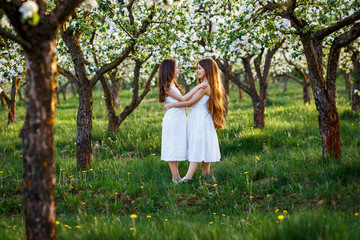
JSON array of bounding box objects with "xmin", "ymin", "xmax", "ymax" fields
[
  {"xmin": 158, "ymin": 59, "xmax": 207, "ymax": 183},
  {"xmin": 164, "ymin": 58, "xmax": 224, "ymax": 181}
]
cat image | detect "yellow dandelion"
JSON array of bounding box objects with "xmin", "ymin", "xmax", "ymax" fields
[
  {"xmin": 213, "ymin": 184, "xmax": 218, "ymax": 187},
  {"xmin": 266, "ymin": 194, "xmax": 270, "ymax": 198},
  {"xmin": 115, "ymin": 192, "xmax": 118, "ymax": 195},
  {"xmin": 82, "ymin": 170, "xmax": 87, "ymax": 173},
  {"xmin": 64, "ymin": 225, "xmax": 69, "ymax": 228},
  {"xmin": 278, "ymin": 215, "xmax": 285, "ymax": 220},
  {"xmin": 256, "ymin": 156, "xmax": 260, "ymax": 161},
  {"xmin": 141, "ymin": 186, "xmax": 144, "ymax": 189},
  {"xmin": 244, "ymin": 171, "xmax": 248, "ymax": 174},
  {"xmin": 130, "ymin": 227, "xmax": 134, "ymax": 231},
  {"xmin": 147, "ymin": 215, "xmax": 151, "ymax": 219},
  {"xmin": 209, "ymin": 222, "xmax": 213, "ymax": 225},
  {"xmin": 0, "ymin": 171, "xmax": 3, "ymax": 174},
  {"xmin": 250, "ymin": 196, "xmax": 254, "ymax": 199},
  {"xmin": 94, "ymin": 217, "xmax": 97, "ymax": 220},
  {"xmin": 222, "ymin": 214, "xmax": 226, "ymax": 217},
  {"xmin": 355, "ymin": 213, "xmax": 359, "ymax": 216},
  {"xmin": 89, "ymin": 169, "xmax": 93, "ymax": 171},
  {"xmin": 283, "ymin": 210, "xmax": 288, "ymax": 214},
  {"xmin": 130, "ymin": 214, "xmax": 138, "ymax": 219},
  {"xmin": 164, "ymin": 219, "xmax": 168, "ymax": 222},
  {"xmin": 275, "ymin": 209, "xmax": 279, "ymax": 213},
  {"xmin": 76, "ymin": 226, "xmax": 81, "ymax": 229},
  {"xmin": 128, "ymin": 172, "xmax": 131, "ymax": 175},
  {"xmin": 56, "ymin": 221, "xmax": 60, "ymax": 225},
  {"xmin": 213, "ymin": 212, "xmax": 216, "ymax": 215},
  {"xmin": 19, "ymin": 204, "xmax": 22, "ymax": 206}
]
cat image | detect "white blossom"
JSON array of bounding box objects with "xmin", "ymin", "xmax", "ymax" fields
[
  {"xmin": 81, "ymin": 0, "xmax": 98, "ymax": 11},
  {"xmin": 19, "ymin": 1, "xmax": 38, "ymax": 20}
]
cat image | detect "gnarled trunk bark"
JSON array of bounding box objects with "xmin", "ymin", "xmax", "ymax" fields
[
  {"xmin": 301, "ymin": 36, "xmax": 341, "ymax": 160},
  {"xmin": 21, "ymin": 40, "xmax": 57, "ymax": 240},
  {"xmin": 283, "ymin": 76, "xmax": 287, "ymax": 92},
  {"xmin": 109, "ymin": 71, "xmax": 121, "ymax": 108},
  {"xmin": 76, "ymin": 85, "xmax": 93, "ymax": 169},
  {"xmin": 252, "ymin": 96, "xmax": 265, "ymax": 128},
  {"xmin": 343, "ymin": 71, "xmax": 352, "ymax": 100},
  {"xmin": 238, "ymin": 87, "xmax": 242, "ymax": 100},
  {"xmin": 352, "ymin": 52, "xmax": 360, "ymax": 111}
]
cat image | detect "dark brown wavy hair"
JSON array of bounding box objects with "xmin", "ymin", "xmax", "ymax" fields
[
  {"xmin": 197, "ymin": 58, "xmax": 224, "ymax": 129},
  {"xmin": 158, "ymin": 58, "xmax": 183, "ymax": 103}
]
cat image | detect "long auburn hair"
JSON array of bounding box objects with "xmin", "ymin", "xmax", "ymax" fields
[
  {"xmin": 158, "ymin": 58, "xmax": 183, "ymax": 103},
  {"xmin": 197, "ymin": 58, "xmax": 224, "ymax": 129}
]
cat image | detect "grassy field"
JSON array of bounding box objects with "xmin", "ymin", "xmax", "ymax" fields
[{"xmin": 0, "ymin": 78, "xmax": 359, "ymax": 239}]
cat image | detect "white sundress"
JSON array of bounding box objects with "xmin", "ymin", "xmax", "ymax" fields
[
  {"xmin": 161, "ymin": 85, "xmax": 187, "ymax": 161},
  {"xmin": 187, "ymin": 95, "xmax": 221, "ymax": 162}
]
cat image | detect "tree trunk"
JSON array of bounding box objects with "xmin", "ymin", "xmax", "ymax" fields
[
  {"xmin": 0, "ymin": 93, "xmax": 5, "ymax": 107},
  {"xmin": 21, "ymin": 40, "xmax": 57, "ymax": 240},
  {"xmin": 71, "ymin": 83, "xmax": 77, "ymax": 96},
  {"xmin": 18, "ymin": 86, "xmax": 24, "ymax": 101},
  {"xmin": 283, "ymin": 76, "xmax": 287, "ymax": 92},
  {"xmin": 101, "ymin": 63, "xmax": 159, "ymax": 132},
  {"xmin": 76, "ymin": 85, "xmax": 93, "ymax": 169},
  {"xmin": 301, "ymin": 37, "xmax": 341, "ymax": 161},
  {"xmin": 56, "ymin": 82, "xmax": 62, "ymax": 105},
  {"xmin": 222, "ymin": 72, "xmax": 230, "ymax": 116},
  {"xmin": 8, "ymin": 98, "xmax": 16, "ymax": 123},
  {"xmin": 352, "ymin": 52, "xmax": 360, "ymax": 111},
  {"xmin": 62, "ymin": 82, "xmax": 68, "ymax": 101},
  {"xmin": 100, "ymin": 76, "xmax": 119, "ymax": 132},
  {"xmin": 109, "ymin": 72, "xmax": 121, "ymax": 108},
  {"xmin": 303, "ymin": 83, "xmax": 311, "ymax": 104},
  {"xmin": 217, "ymin": 59, "xmax": 232, "ymax": 116},
  {"xmin": 238, "ymin": 87, "xmax": 242, "ymax": 100},
  {"xmin": 343, "ymin": 71, "xmax": 352, "ymax": 100},
  {"xmin": 252, "ymin": 96, "xmax": 265, "ymax": 128}
]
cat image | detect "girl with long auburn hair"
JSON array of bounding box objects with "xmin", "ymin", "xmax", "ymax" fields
[
  {"xmin": 159, "ymin": 58, "xmax": 208, "ymax": 183},
  {"xmin": 164, "ymin": 58, "xmax": 224, "ymax": 181}
]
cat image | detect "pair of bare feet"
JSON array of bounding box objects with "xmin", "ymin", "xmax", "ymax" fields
[{"xmin": 170, "ymin": 161, "xmax": 211, "ymax": 184}]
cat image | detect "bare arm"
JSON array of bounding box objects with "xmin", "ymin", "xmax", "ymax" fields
[
  {"xmin": 164, "ymin": 88, "xmax": 208, "ymax": 111},
  {"xmin": 166, "ymin": 82, "xmax": 208, "ymax": 102}
]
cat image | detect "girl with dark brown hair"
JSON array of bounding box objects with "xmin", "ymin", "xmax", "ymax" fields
[
  {"xmin": 159, "ymin": 58, "xmax": 208, "ymax": 183},
  {"xmin": 164, "ymin": 58, "xmax": 224, "ymax": 182}
]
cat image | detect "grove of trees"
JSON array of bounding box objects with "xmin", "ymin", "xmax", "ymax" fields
[{"xmin": 0, "ymin": 0, "xmax": 360, "ymax": 239}]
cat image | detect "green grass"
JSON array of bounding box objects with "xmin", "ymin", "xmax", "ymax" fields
[{"xmin": 0, "ymin": 79, "xmax": 359, "ymax": 239}]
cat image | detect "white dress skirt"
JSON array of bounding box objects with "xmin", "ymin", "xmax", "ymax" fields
[
  {"xmin": 161, "ymin": 86, "xmax": 188, "ymax": 161},
  {"xmin": 187, "ymin": 95, "xmax": 221, "ymax": 162}
]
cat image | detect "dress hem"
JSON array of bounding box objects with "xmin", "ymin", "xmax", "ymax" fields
[{"xmin": 161, "ymin": 158, "xmax": 188, "ymax": 161}]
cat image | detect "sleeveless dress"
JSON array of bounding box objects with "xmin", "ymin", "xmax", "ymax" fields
[
  {"xmin": 187, "ymin": 95, "xmax": 221, "ymax": 162},
  {"xmin": 161, "ymin": 85, "xmax": 187, "ymax": 161}
]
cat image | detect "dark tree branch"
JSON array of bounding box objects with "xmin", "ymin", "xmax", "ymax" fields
[
  {"xmin": 90, "ymin": 6, "xmax": 154, "ymax": 87},
  {"xmin": 283, "ymin": 72, "xmax": 302, "ymax": 84},
  {"xmin": 57, "ymin": 65, "xmax": 80, "ymax": 88},
  {"xmin": 326, "ymin": 22, "xmax": 360, "ymax": 94},
  {"xmin": 47, "ymin": 0, "xmax": 85, "ymax": 34},
  {"xmin": 0, "ymin": 27, "xmax": 31, "ymax": 50},
  {"xmin": 315, "ymin": 11, "xmax": 360, "ymax": 40},
  {"xmin": 0, "ymin": 83, "xmax": 11, "ymax": 105},
  {"xmin": 254, "ymin": 48, "xmax": 264, "ymax": 81}
]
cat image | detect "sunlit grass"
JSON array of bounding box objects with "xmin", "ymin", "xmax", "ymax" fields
[{"xmin": 0, "ymin": 79, "xmax": 359, "ymax": 239}]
